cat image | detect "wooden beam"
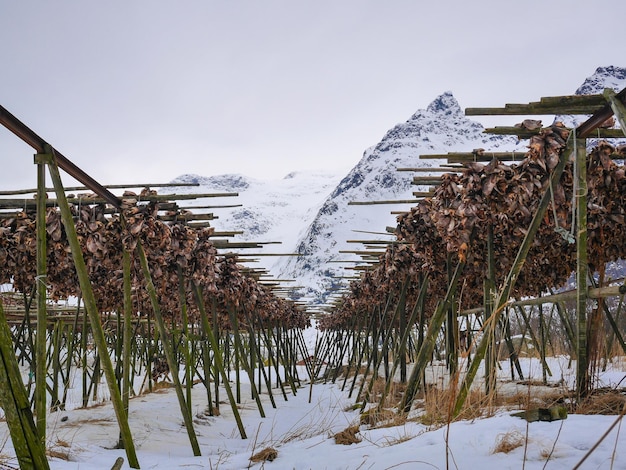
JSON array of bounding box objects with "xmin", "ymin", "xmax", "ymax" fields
[
  {"xmin": 348, "ymin": 198, "xmax": 426, "ymax": 206},
  {"xmin": 484, "ymin": 126, "xmax": 624, "ymax": 139},
  {"xmin": 465, "ymin": 93, "xmax": 609, "ymax": 116}
]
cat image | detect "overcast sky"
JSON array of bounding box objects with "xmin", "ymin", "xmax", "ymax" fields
[{"xmin": 1, "ymin": 0, "xmax": 624, "ymax": 192}]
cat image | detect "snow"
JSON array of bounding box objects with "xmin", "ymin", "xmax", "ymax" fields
[
  {"xmin": 168, "ymin": 171, "xmax": 343, "ymax": 276},
  {"xmin": 2, "ymin": 332, "xmax": 625, "ymax": 469},
  {"xmin": 7, "ymin": 66, "xmax": 623, "ymax": 468}
]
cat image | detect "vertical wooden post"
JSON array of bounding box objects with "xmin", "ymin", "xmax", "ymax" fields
[
  {"xmin": 43, "ymin": 152, "xmax": 140, "ymax": 468},
  {"xmin": 575, "ymin": 135, "xmax": 589, "ymax": 399},
  {"xmin": 119, "ymin": 248, "xmax": 133, "ymax": 449},
  {"xmin": 176, "ymin": 266, "xmax": 193, "ymax": 415},
  {"xmin": 603, "ymin": 89, "xmax": 626, "ymax": 134},
  {"xmin": 0, "ymin": 300, "xmax": 50, "ymax": 470},
  {"xmin": 135, "ymin": 241, "xmax": 201, "ymax": 456},
  {"xmin": 453, "ymin": 138, "xmax": 572, "ymax": 418},
  {"xmin": 484, "ymin": 225, "xmax": 496, "ymax": 395},
  {"xmin": 399, "ymin": 259, "xmax": 466, "ymax": 413},
  {"xmin": 35, "ymin": 154, "xmax": 47, "ymax": 445},
  {"xmin": 446, "ymin": 254, "xmax": 458, "ymax": 375},
  {"xmin": 226, "ymin": 306, "xmax": 265, "ymax": 417},
  {"xmin": 192, "ymin": 284, "xmax": 247, "ymax": 439}
]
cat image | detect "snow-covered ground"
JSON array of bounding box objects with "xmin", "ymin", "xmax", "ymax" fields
[{"xmin": 2, "ymin": 331, "xmax": 625, "ymax": 470}]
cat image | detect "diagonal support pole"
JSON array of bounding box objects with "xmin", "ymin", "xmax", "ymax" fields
[
  {"xmin": 42, "ymin": 151, "xmax": 140, "ymax": 469},
  {"xmin": 453, "ymin": 138, "xmax": 573, "ymax": 417}
]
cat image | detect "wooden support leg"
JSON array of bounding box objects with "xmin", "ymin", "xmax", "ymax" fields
[{"xmin": 43, "ymin": 152, "xmax": 140, "ymax": 468}]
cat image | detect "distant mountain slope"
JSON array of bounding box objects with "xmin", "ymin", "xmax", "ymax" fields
[
  {"xmin": 275, "ymin": 92, "xmax": 525, "ymax": 304},
  {"xmin": 169, "ymin": 171, "xmax": 343, "ymax": 273},
  {"xmin": 277, "ymin": 66, "xmax": 626, "ymax": 305},
  {"xmin": 169, "ymin": 66, "xmax": 625, "ymax": 306}
]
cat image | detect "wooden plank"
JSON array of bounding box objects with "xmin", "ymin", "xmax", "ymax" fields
[
  {"xmin": 0, "ymin": 183, "xmax": 199, "ymax": 197},
  {"xmin": 348, "ymin": 198, "xmax": 425, "ymax": 206},
  {"xmin": 484, "ymin": 126, "xmax": 624, "ymax": 139},
  {"xmin": 466, "ymin": 93, "xmax": 608, "ymax": 116}
]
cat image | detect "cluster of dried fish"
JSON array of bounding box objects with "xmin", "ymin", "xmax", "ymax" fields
[
  {"xmin": 318, "ymin": 243, "xmax": 424, "ymax": 331},
  {"xmin": 322, "ymin": 125, "xmax": 626, "ymax": 330},
  {"xmin": 0, "ymin": 197, "xmax": 308, "ymax": 330}
]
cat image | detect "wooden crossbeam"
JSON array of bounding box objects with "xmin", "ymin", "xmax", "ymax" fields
[
  {"xmin": 465, "ymin": 93, "xmax": 609, "ymax": 116},
  {"xmin": 483, "ymin": 126, "xmax": 623, "ymax": 139}
]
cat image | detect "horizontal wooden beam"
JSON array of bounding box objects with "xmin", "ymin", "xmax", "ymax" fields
[
  {"xmin": 483, "ymin": 126, "xmax": 624, "ymax": 139},
  {"xmin": 397, "ymin": 167, "xmax": 462, "ymax": 172},
  {"xmin": 465, "ymin": 93, "xmax": 608, "ymax": 116},
  {"xmin": 0, "ymin": 182, "xmax": 200, "ymax": 197},
  {"xmin": 348, "ymin": 198, "xmax": 426, "ymax": 206}
]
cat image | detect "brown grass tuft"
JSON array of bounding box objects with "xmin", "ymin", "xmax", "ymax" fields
[
  {"xmin": 575, "ymin": 389, "xmax": 626, "ymax": 415},
  {"xmin": 46, "ymin": 448, "xmax": 71, "ymax": 461},
  {"xmin": 360, "ymin": 408, "xmax": 408, "ymax": 429},
  {"xmin": 416, "ymin": 386, "xmax": 489, "ymax": 426},
  {"xmin": 334, "ymin": 425, "xmax": 362, "ymax": 445},
  {"xmin": 250, "ymin": 447, "xmax": 278, "ymax": 463},
  {"xmin": 360, "ymin": 378, "xmax": 407, "ymax": 406},
  {"xmin": 492, "ymin": 429, "xmax": 526, "ymax": 454}
]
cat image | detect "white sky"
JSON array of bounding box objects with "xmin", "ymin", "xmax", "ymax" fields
[{"xmin": 1, "ymin": 0, "xmax": 624, "ymax": 191}]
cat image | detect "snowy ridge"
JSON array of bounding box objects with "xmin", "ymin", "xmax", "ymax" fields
[
  {"xmin": 169, "ymin": 171, "xmax": 343, "ymax": 272},
  {"xmin": 275, "ymin": 92, "xmax": 525, "ymax": 305},
  {"xmin": 277, "ymin": 66, "xmax": 626, "ymax": 305},
  {"xmin": 169, "ymin": 66, "xmax": 626, "ymax": 306}
]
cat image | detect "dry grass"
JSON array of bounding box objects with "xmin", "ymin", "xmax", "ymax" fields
[
  {"xmin": 491, "ymin": 429, "xmax": 526, "ymax": 454},
  {"xmin": 333, "ymin": 425, "xmax": 361, "ymax": 445},
  {"xmin": 250, "ymin": 447, "xmax": 278, "ymax": 463},
  {"xmin": 415, "ymin": 386, "xmax": 491, "ymax": 426},
  {"xmin": 381, "ymin": 431, "xmax": 416, "ymax": 447},
  {"xmin": 361, "ymin": 377, "xmax": 407, "ymax": 405},
  {"xmin": 499, "ymin": 389, "xmax": 567, "ymax": 410},
  {"xmin": 575, "ymin": 388, "xmax": 626, "ymax": 415},
  {"xmin": 60, "ymin": 417, "xmax": 114, "ymax": 428},
  {"xmin": 46, "ymin": 446, "xmax": 71, "ymax": 461},
  {"xmin": 361, "ymin": 408, "xmax": 408, "ymax": 429}
]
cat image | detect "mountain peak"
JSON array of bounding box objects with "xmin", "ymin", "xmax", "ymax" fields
[
  {"xmin": 575, "ymin": 65, "xmax": 626, "ymax": 95},
  {"xmin": 424, "ymin": 91, "xmax": 461, "ymax": 116}
]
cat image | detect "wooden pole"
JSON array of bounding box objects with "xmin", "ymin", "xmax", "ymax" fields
[
  {"xmin": 399, "ymin": 259, "xmax": 466, "ymax": 413},
  {"xmin": 176, "ymin": 266, "xmax": 193, "ymax": 415},
  {"xmin": 43, "ymin": 152, "xmax": 140, "ymax": 468},
  {"xmin": 378, "ymin": 276, "xmax": 428, "ymax": 410},
  {"xmin": 119, "ymin": 248, "xmax": 133, "ymax": 448},
  {"xmin": 191, "ymin": 284, "xmax": 247, "ymax": 439},
  {"xmin": 136, "ymin": 241, "xmax": 201, "ymax": 456},
  {"xmin": 226, "ymin": 306, "xmax": 265, "ymax": 417},
  {"xmin": 452, "ymin": 138, "xmax": 572, "ymax": 418},
  {"xmin": 0, "ymin": 300, "xmax": 50, "ymax": 470},
  {"xmin": 575, "ymin": 135, "xmax": 589, "ymax": 400},
  {"xmin": 35, "ymin": 156, "xmax": 47, "ymax": 444}
]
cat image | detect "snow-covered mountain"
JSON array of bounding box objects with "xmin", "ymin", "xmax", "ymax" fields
[
  {"xmin": 276, "ymin": 66, "xmax": 626, "ymax": 305},
  {"xmin": 171, "ymin": 66, "xmax": 625, "ymax": 306},
  {"xmin": 274, "ymin": 92, "xmax": 526, "ymax": 304},
  {"xmin": 169, "ymin": 171, "xmax": 344, "ymax": 274}
]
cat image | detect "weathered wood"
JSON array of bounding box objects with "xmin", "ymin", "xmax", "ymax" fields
[
  {"xmin": 193, "ymin": 286, "xmax": 247, "ymax": 438},
  {"xmin": 136, "ymin": 241, "xmax": 201, "ymax": 456},
  {"xmin": 453, "ymin": 137, "xmax": 572, "ymax": 418},
  {"xmin": 420, "ymin": 151, "xmax": 531, "ymax": 162},
  {"xmin": 35, "ymin": 153, "xmax": 47, "ymax": 445},
  {"xmin": 466, "ymin": 93, "xmax": 609, "ymax": 116},
  {"xmin": 348, "ymin": 199, "xmax": 426, "ymax": 206},
  {"xmin": 484, "ymin": 126, "xmax": 624, "ymax": 139},
  {"xmin": 396, "ymin": 167, "xmax": 461, "ymax": 172},
  {"xmin": 575, "ymin": 136, "xmax": 589, "ymax": 400},
  {"xmin": 399, "ymin": 258, "xmax": 466, "ymax": 413},
  {"xmin": 604, "ymin": 89, "xmax": 626, "ymax": 136},
  {"xmin": 0, "ymin": 182, "xmax": 199, "ymax": 196},
  {"xmin": 46, "ymin": 153, "xmax": 140, "ymax": 468},
  {"xmin": 0, "ymin": 300, "xmax": 50, "ymax": 470}
]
